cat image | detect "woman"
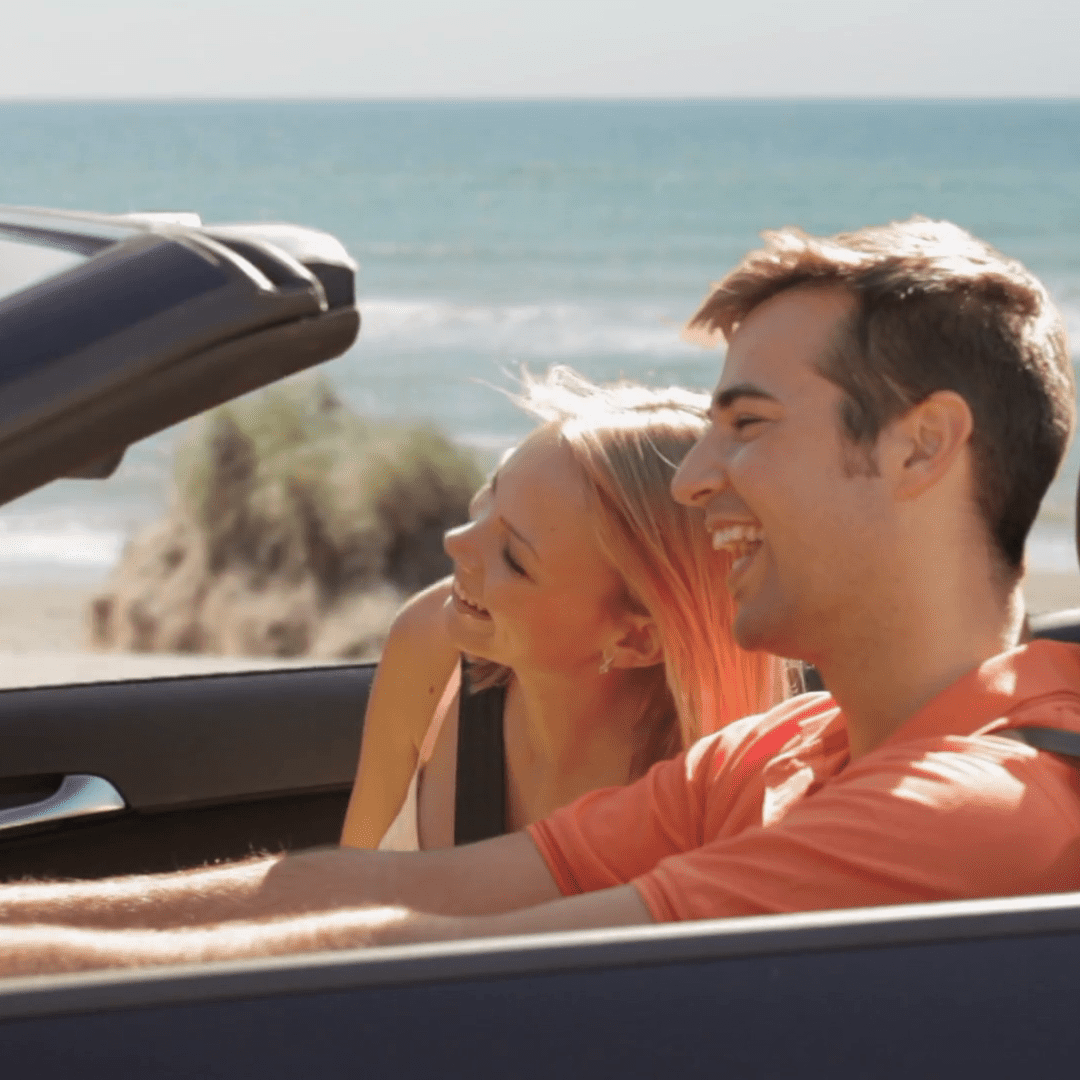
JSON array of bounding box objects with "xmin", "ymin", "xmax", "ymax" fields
[{"xmin": 341, "ymin": 366, "xmax": 788, "ymax": 850}]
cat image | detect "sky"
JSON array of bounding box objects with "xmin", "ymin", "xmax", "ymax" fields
[{"xmin": 2, "ymin": 0, "xmax": 1078, "ymax": 100}]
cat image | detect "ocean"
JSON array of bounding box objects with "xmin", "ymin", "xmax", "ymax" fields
[{"xmin": 0, "ymin": 99, "xmax": 1078, "ymax": 582}]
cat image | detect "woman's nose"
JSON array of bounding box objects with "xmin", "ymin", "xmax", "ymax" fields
[{"xmin": 443, "ymin": 519, "xmax": 479, "ymax": 565}]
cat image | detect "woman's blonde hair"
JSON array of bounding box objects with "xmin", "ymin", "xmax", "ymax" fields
[{"xmin": 471, "ymin": 365, "xmax": 788, "ymax": 774}]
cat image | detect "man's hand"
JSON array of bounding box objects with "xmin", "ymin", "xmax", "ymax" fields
[{"xmin": 256, "ymin": 832, "xmax": 564, "ymax": 921}]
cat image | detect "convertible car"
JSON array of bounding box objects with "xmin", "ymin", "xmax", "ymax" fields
[{"xmin": 0, "ymin": 207, "xmax": 1077, "ymax": 1076}]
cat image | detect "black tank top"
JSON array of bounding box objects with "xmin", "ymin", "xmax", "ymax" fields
[{"xmin": 453, "ymin": 663, "xmax": 508, "ymax": 845}]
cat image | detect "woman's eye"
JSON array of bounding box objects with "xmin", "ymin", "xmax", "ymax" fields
[{"xmin": 502, "ymin": 546, "xmax": 527, "ymax": 577}]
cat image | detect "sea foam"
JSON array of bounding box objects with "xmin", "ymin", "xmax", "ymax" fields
[
  {"xmin": 359, "ymin": 298, "xmax": 700, "ymax": 359},
  {"xmin": 0, "ymin": 521, "xmax": 124, "ymax": 581}
]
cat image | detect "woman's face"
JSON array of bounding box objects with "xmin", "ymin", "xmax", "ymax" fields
[{"xmin": 442, "ymin": 425, "xmax": 625, "ymax": 676}]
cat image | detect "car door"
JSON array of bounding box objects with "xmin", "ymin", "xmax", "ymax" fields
[
  {"xmin": 0, "ymin": 207, "xmax": 370, "ymax": 879},
  {"xmin": 1, "ymin": 892, "xmax": 1079, "ymax": 1077},
  {"xmin": 0, "ymin": 663, "xmax": 374, "ymax": 880}
]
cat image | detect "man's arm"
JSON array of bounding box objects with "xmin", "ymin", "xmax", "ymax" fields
[
  {"xmin": 0, "ymin": 906, "xmax": 408, "ymax": 977},
  {"xmin": 0, "ymin": 832, "xmax": 560, "ymax": 929},
  {"xmin": 0, "ymin": 883, "xmax": 654, "ymax": 978},
  {"xmin": 392, "ymin": 883, "xmax": 654, "ymax": 943}
]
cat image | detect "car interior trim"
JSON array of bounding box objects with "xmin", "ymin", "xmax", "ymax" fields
[{"xmin": 0, "ymin": 776, "xmax": 125, "ymax": 835}]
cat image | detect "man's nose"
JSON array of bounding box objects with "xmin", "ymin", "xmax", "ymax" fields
[{"xmin": 671, "ymin": 435, "xmax": 727, "ymax": 508}]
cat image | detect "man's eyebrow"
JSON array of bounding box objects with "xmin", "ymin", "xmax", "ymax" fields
[
  {"xmin": 490, "ymin": 471, "xmax": 539, "ymax": 559},
  {"xmin": 712, "ymin": 383, "xmax": 779, "ymax": 411}
]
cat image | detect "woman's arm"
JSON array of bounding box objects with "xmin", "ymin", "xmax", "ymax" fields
[{"xmin": 340, "ymin": 578, "xmax": 459, "ymax": 849}]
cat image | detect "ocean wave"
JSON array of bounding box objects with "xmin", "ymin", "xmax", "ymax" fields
[
  {"xmin": 358, "ymin": 298, "xmax": 700, "ymax": 358},
  {"xmin": 358, "ymin": 295, "xmax": 1080, "ymax": 363},
  {"xmin": 0, "ymin": 524, "xmax": 124, "ymax": 569},
  {"xmin": 456, "ymin": 432, "xmax": 519, "ymax": 454}
]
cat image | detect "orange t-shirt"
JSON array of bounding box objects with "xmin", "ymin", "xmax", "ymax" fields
[{"xmin": 528, "ymin": 639, "xmax": 1080, "ymax": 922}]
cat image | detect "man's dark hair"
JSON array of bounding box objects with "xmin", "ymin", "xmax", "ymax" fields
[{"xmin": 685, "ymin": 218, "xmax": 1074, "ymax": 574}]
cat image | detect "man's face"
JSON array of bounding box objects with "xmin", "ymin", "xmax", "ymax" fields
[{"xmin": 672, "ymin": 285, "xmax": 894, "ymax": 663}]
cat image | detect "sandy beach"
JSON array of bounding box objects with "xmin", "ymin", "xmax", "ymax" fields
[
  {"xmin": 0, "ymin": 584, "xmax": 344, "ymax": 689},
  {"xmin": 0, "ymin": 573, "xmax": 1076, "ymax": 691}
]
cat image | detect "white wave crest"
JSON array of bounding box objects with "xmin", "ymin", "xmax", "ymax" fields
[
  {"xmin": 0, "ymin": 523, "xmax": 123, "ymax": 569},
  {"xmin": 358, "ymin": 298, "xmax": 699, "ymax": 358},
  {"xmin": 358, "ymin": 295, "xmax": 1080, "ymax": 363}
]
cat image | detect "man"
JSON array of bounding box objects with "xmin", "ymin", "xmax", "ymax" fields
[{"xmin": 2, "ymin": 217, "xmax": 1078, "ymax": 974}]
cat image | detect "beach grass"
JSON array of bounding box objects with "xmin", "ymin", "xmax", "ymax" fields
[{"xmin": 87, "ymin": 377, "xmax": 483, "ymax": 660}]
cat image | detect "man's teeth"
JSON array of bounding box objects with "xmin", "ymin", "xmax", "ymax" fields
[{"xmin": 711, "ymin": 525, "xmax": 765, "ymax": 551}]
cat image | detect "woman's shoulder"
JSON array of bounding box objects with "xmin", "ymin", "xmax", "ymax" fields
[
  {"xmin": 376, "ymin": 577, "xmax": 460, "ymax": 736},
  {"xmin": 383, "ymin": 577, "xmax": 453, "ymax": 653}
]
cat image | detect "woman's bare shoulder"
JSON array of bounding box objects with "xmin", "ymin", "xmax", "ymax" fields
[
  {"xmin": 374, "ymin": 577, "xmax": 459, "ymax": 736},
  {"xmin": 385, "ymin": 577, "xmax": 455, "ymax": 663}
]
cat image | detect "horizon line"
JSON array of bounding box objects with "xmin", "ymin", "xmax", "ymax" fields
[{"xmin": 1, "ymin": 93, "xmax": 1078, "ymax": 106}]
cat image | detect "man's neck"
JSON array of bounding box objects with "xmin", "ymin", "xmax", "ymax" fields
[{"xmin": 815, "ymin": 577, "xmax": 1025, "ymax": 760}]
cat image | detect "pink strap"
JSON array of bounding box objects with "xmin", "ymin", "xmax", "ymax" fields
[{"xmin": 418, "ymin": 662, "xmax": 462, "ymax": 766}]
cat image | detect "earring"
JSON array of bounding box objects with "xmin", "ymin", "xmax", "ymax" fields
[{"xmin": 599, "ymin": 652, "xmax": 614, "ymax": 675}]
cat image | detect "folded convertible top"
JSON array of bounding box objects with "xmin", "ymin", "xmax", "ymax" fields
[{"xmin": 0, "ymin": 206, "xmax": 360, "ymax": 506}]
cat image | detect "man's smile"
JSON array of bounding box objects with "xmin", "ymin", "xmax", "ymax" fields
[{"xmin": 708, "ymin": 523, "xmax": 765, "ymax": 584}]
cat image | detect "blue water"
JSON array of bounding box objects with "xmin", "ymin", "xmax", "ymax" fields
[{"xmin": 0, "ymin": 100, "xmax": 1078, "ymax": 579}]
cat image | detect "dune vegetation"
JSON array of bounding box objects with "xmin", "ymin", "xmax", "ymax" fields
[{"xmin": 89, "ymin": 378, "xmax": 483, "ymax": 659}]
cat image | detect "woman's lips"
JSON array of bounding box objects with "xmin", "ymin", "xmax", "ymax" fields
[{"xmin": 452, "ymin": 580, "xmax": 492, "ymax": 620}]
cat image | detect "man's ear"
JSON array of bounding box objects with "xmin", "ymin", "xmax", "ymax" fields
[
  {"xmin": 608, "ymin": 611, "xmax": 664, "ymax": 671},
  {"xmin": 886, "ymin": 389, "xmax": 974, "ymax": 501}
]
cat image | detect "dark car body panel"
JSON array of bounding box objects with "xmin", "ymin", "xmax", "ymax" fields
[
  {"xmin": 0, "ymin": 893, "xmax": 1079, "ymax": 1076},
  {"xmin": 0, "ymin": 664, "xmax": 373, "ymax": 881}
]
